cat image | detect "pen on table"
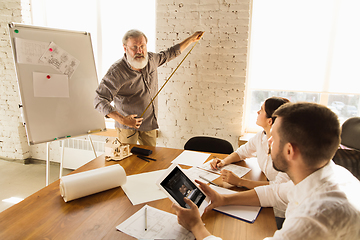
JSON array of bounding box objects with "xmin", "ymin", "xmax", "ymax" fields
[
  {"xmin": 214, "ymin": 158, "xmax": 222, "ymax": 171},
  {"xmin": 199, "ymin": 175, "xmax": 219, "ymax": 187},
  {"xmin": 137, "ymin": 156, "xmax": 150, "ymax": 162},
  {"xmin": 145, "ymin": 206, "xmax": 148, "ymax": 231},
  {"xmin": 137, "ymin": 155, "xmax": 156, "ymax": 161}
]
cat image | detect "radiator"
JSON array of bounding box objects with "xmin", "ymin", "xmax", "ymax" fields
[{"xmin": 61, "ymin": 138, "xmax": 105, "ymax": 170}]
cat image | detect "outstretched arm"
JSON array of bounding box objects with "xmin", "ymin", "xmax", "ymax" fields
[
  {"xmin": 196, "ymin": 180, "xmax": 261, "ymax": 213},
  {"xmin": 179, "ymin": 31, "xmax": 204, "ymax": 53},
  {"xmin": 221, "ymin": 169, "xmax": 270, "ymax": 189}
]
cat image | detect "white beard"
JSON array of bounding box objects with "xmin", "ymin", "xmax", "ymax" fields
[{"xmin": 127, "ymin": 52, "xmax": 148, "ymax": 70}]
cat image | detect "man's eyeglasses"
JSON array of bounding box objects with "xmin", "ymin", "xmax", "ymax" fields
[{"xmin": 126, "ymin": 45, "xmax": 146, "ymax": 52}]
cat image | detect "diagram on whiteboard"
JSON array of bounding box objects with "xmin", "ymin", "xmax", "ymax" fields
[
  {"xmin": 9, "ymin": 23, "xmax": 106, "ymax": 145},
  {"xmin": 14, "ymin": 38, "xmax": 80, "ymax": 78},
  {"xmin": 40, "ymin": 42, "xmax": 80, "ymax": 78},
  {"xmin": 14, "ymin": 38, "xmax": 81, "ymax": 98},
  {"xmin": 14, "ymin": 38, "xmax": 48, "ymax": 65}
]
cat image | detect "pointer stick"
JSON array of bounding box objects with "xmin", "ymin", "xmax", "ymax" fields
[{"xmin": 140, "ymin": 37, "xmax": 202, "ymax": 118}]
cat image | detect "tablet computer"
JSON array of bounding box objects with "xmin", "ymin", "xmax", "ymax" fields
[{"xmin": 156, "ymin": 164, "xmax": 209, "ymax": 215}]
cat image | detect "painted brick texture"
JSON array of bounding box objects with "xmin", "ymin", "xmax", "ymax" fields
[
  {"xmin": 156, "ymin": 0, "xmax": 251, "ymax": 149},
  {"xmin": 0, "ymin": 0, "xmax": 31, "ymax": 159},
  {"xmin": 1, "ymin": 0, "xmax": 251, "ymax": 160}
]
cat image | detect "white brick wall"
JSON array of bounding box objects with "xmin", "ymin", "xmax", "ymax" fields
[
  {"xmin": 1, "ymin": 0, "xmax": 251, "ymax": 160},
  {"xmin": 0, "ymin": 0, "xmax": 31, "ymax": 160},
  {"xmin": 156, "ymin": 0, "xmax": 251, "ymax": 149}
]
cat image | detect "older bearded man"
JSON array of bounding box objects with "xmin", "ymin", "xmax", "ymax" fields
[{"xmin": 94, "ymin": 29, "xmax": 203, "ymax": 146}]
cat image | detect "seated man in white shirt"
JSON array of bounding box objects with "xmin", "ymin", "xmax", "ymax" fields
[{"xmin": 172, "ymin": 102, "xmax": 360, "ymax": 240}]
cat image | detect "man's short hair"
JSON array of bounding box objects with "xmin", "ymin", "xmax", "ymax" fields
[
  {"xmin": 122, "ymin": 29, "xmax": 148, "ymax": 45},
  {"xmin": 273, "ymin": 102, "xmax": 341, "ymax": 166}
]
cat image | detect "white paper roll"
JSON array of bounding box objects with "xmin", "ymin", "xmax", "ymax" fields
[{"xmin": 60, "ymin": 164, "xmax": 127, "ymax": 202}]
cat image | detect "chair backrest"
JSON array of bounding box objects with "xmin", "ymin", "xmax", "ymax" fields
[
  {"xmin": 341, "ymin": 117, "xmax": 360, "ymax": 151},
  {"xmin": 332, "ymin": 117, "xmax": 360, "ymax": 181},
  {"xmin": 333, "ymin": 149, "xmax": 360, "ymax": 181},
  {"xmin": 184, "ymin": 136, "xmax": 234, "ymax": 154}
]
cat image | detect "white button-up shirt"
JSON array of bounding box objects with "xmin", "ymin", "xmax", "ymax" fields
[
  {"xmin": 235, "ymin": 131, "xmax": 289, "ymax": 184},
  {"xmin": 256, "ymin": 160, "xmax": 360, "ymax": 240},
  {"xmin": 235, "ymin": 131, "xmax": 290, "ymax": 217},
  {"xmin": 205, "ymin": 161, "xmax": 360, "ymax": 240}
]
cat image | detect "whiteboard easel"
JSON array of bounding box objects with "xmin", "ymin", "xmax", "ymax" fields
[
  {"xmin": 45, "ymin": 135, "xmax": 98, "ymax": 186},
  {"xmin": 8, "ymin": 23, "xmax": 106, "ymax": 185}
]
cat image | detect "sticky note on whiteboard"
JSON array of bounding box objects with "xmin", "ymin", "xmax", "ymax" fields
[{"xmin": 33, "ymin": 72, "xmax": 69, "ymax": 98}]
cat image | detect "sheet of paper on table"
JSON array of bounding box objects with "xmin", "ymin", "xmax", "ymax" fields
[
  {"xmin": 185, "ymin": 166, "xmax": 219, "ymax": 182},
  {"xmin": 199, "ymin": 161, "xmax": 251, "ymax": 178},
  {"xmin": 122, "ymin": 170, "xmax": 167, "ymax": 205},
  {"xmin": 171, "ymin": 150, "xmax": 211, "ymax": 167},
  {"xmin": 116, "ymin": 205, "xmax": 195, "ymax": 240}
]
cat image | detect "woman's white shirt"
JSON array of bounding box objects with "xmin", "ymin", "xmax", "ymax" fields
[{"xmin": 235, "ymin": 131, "xmax": 287, "ymax": 182}]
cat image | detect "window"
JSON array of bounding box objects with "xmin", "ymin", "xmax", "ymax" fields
[
  {"xmin": 246, "ymin": 0, "xmax": 360, "ymax": 132},
  {"xmin": 30, "ymin": 0, "xmax": 156, "ymax": 129}
]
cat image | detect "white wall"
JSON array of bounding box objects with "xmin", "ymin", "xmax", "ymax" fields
[
  {"xmin": 0, "ymin": 0, "xmax": 251, "ymax": 160},
  {"xmin": 156, "ymin": 0, "xmax": 251, "ymax": 149},
  {"xmin": 0, "ymin": 0, "xmax": 31, "ymax": 160}
]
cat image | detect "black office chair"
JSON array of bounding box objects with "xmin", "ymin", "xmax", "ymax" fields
[
  {"xmin": 184, "ymin": 136, "xmax": 234, "ymax": 154},
  {"xmin": 333, "ymin": 117, "xmax": 360, "ymax": 180}
]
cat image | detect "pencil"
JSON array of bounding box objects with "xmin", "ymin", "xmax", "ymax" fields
[
  {"xmin": 136, "ymin": 155, "xmax": 156, "ymax": 161},
  {"xmin": 145, "ymin": 206, "xmax": 148, "ymax": 231},
  {"xmin": 199, "ymin": 175, "xmax": 219, "ymax": 187},
  {"xmin": 137, "ymin": 156, "xmax": 150, "ymax": 162}
]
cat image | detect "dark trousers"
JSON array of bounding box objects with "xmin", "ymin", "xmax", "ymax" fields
[{"xmin": 275, "ymin": 217, "xmax": 285, "ymax": 230}]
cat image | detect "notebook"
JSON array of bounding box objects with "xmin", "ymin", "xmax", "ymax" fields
[{"xmin": 210, "ymin": 185, "xmax": 262, "ymax": 223}]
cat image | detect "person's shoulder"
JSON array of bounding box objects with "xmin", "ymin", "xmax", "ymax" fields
[
  {"xmin": 251, "ymin": 131, "xmax": 265, "ymax": 141},
  {"xmin": 307, "ymin": 174, "xmax": 360, "ymax": 217},
  {"xmin": 147, "ymin": 51, "xmax": 155, "ymax": 60},
  {"xmin": 110, "ymin": 58, "xmax": 126, "ymax": 68},
  {"xmin": 105, "ymin": 58, "xmax": 129, "ymax": 74},
  {"xmin": 310, "ymin": 193, "xmax": 360, "ymax": 227}
]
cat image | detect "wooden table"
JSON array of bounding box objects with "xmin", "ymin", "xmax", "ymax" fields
[{"xmin": 0, "ymin": 145, "xmax": 277, "ymax": 240}]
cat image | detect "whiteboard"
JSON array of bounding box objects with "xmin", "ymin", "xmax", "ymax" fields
[{"xmin": 8, "ymin": 23, "xmax": 106, "ymax": 145}]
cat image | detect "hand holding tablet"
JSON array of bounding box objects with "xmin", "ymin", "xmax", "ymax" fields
[{"xmin": 156, "ymin": 164, "xmax": 209, "ymax": 215}]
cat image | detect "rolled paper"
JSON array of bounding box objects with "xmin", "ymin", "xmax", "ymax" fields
[{"xmin": 60, "ymin": 164, "xmax": 127, "ymax": 202}]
